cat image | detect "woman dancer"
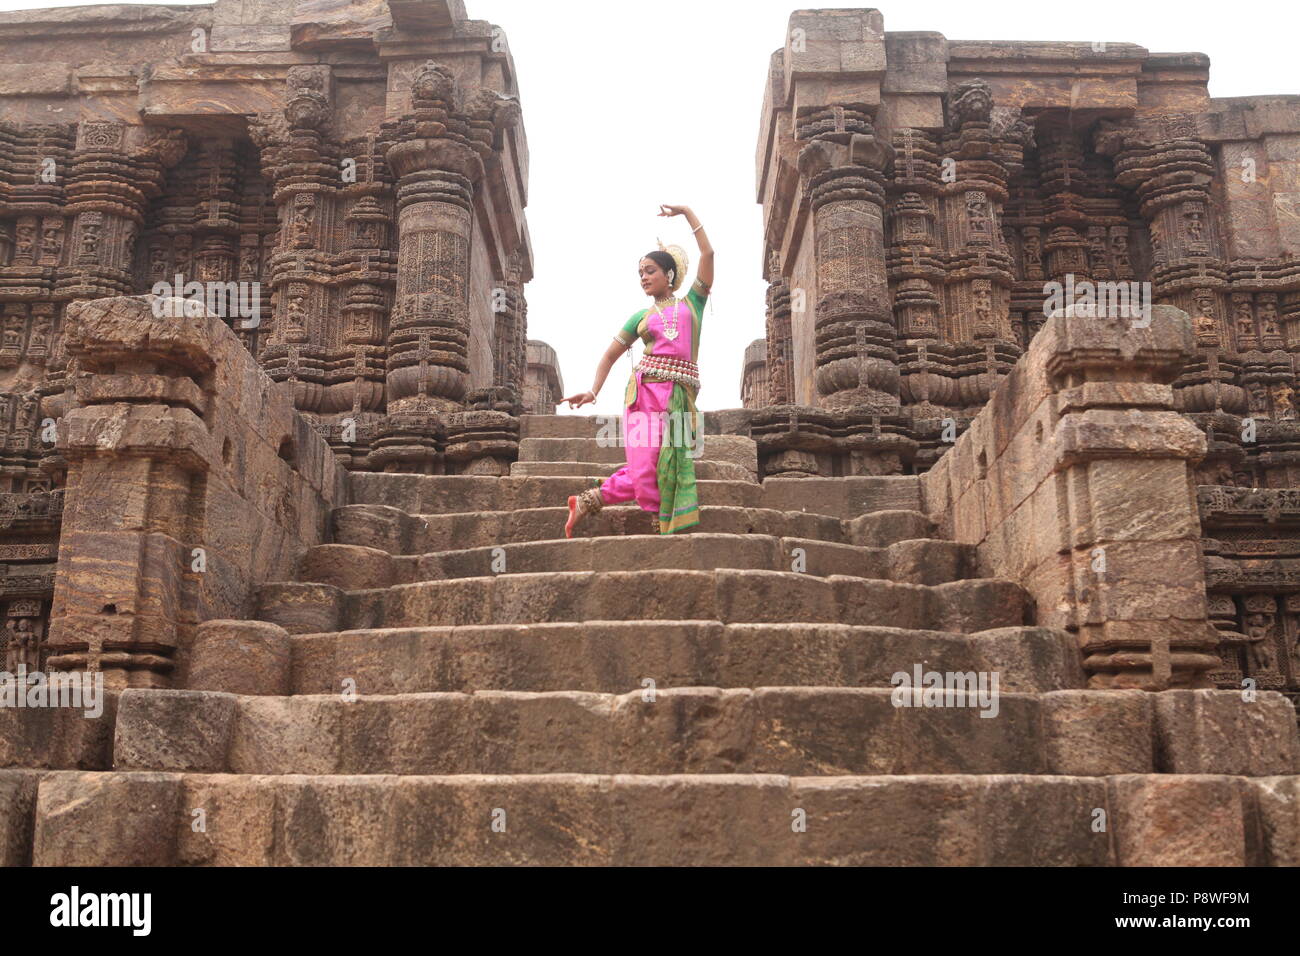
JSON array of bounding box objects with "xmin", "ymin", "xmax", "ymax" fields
[{"xmin": 562, "ymin": 204, "xmax": 713, "ymax": 536}]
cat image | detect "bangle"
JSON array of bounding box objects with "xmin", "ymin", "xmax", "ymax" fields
[{"xmin": 692, "ymin": 223, "xmax": 704, "ymax": 233}]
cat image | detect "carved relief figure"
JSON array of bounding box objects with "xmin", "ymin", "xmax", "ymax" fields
[
  {"xmin": 1150, "ymin": 219, "xmax": 1166, "ymax": 266},
  {"xmin": 1086, "ymin": 227, "xmax": 1110, "ymax": 277},
  {"xmin": 1109, "ymin": 227, "xmax": 1132, "ymax": 276},
  {"xmin": 3, "ymin": 617, "xmax": 37, "ymax": 672},
  {"xmin": 283, "ymin": 284, "xmax": 308, "ymax": 341},
  {"xmin": 965, "ymin": 191, "xmax": 990, "ymax": 244},
  {"xmin": 1246, "ymin": 381, "xmax": 1269, "ymax": 415},
  {"xmin": 14, "ymin": 220, "xmax": 36, "ymax": 264},
  {"xmin": 1245, "ymin": 606, "xmax": 1278, "ymax": 673},
  {"xmin": 1272, "ymin": 383, "xmax": 1295, "ymax": 421},
  {"xmin": 1185, "ymin": 201, "xmax": 1211, "ymax": 254},
  {"xmin": 1193, "ymin": 289, "xmax": 1217, "ymax": 323},
  {"xmin": 1258, "ymin": 295, "xmax": 1280, "ymax": 337},
  {"xmin": 292, "ymin": 194, "xmax": 315, "ymax": 249},
  {"xmin": 972, "ymin": 281, "xmax": 995, "ymax": 337},
  {"xmin": 78, "ymin": 211, "xmax": 103, "ymax": 264},
  {"xmin": 239, "ymin": 236, "xmax": 259, "ymax": 279},
  {"xmin": 2, "ymin": 313, "xmax": 23, "ymax": 350},
  {"xmin": 40, "ymin": 219, "xmax": 63, "ymax": 264},
  {"xmin": 354, "ymin": 220, "xmax": 379, "ymax": 248},
  {"xmin": 28, "ymin": 317, "xmax": 49, "ymax": 352},
  {"xmin": 149, "ymin": 244, "xmax": 168, "ymax": 279},
  {"xmin": 14, "ymin": 392, "xmax": 37, "ymax": 433},
  {"xmin": 1021, "ymin": 228, "xmax": 1043, "ymax": 280},
  {"xmin": 1233, "ymin": 296, "xmax": 1256, "ymax": 339}
]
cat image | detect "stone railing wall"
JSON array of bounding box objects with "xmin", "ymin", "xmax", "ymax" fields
[
  {"xmin": 43, "ymin": 294, "xmax": 348, "ymax": 688},
  {"xmin": 920, "ymin": 304, "xmax": 1220, "ymax": 689}
]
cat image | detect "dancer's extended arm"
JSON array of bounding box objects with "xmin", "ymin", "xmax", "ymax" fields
[{"xmin": 660, "ymin": 204, "xmax": 712, "ymax": 290}]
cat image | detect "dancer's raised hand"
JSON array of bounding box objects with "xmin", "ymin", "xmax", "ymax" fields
[
  {"xmin": 562, "ymin": 390, "xmax": 596, "ymax": 409},
  {"xmin": 658, "ymin": 204, "xmax": 688, "ymax": 218}
]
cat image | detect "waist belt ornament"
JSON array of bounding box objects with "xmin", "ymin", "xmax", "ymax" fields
[{"xmin": 635, "ymin": 354, "xmax": 701, "ymax": 390}]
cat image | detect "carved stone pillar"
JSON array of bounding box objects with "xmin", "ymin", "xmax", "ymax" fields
[
  {"xmin": 56, "ymin": 122, "xmax": 158, "ymax": 300},
  {"xmin": 937, "ymin": 80, "xmax": 1024, "ymax": 413},
  {"xmin": 763, "ymin": 249, "xmax": 794, "ymax": 406},
  {"xmin": 491, "ymin": 250, "xmax": 528, "ymax": 404},
  {"xmin": 382, "ymin": 63, "xmax": 484, "ymax": 416},
  {"xmin": 1104, "ymin": 113, "xmax": 1227, "ymax": 333},
  {"xmin": 252, "ymin": 66, "xmax": 339, "ymax": 416},
  {"xmin": 797, "ymin": 106, "xmax": 896, "ymax": 410}
]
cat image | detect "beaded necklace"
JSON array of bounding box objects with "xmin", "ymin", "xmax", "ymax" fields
[{"xmin": 651, "ymin": 295, "xmax": 680, "ymax": 341}]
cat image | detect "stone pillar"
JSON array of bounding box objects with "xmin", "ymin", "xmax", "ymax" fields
[
  {"xmin": 763, "ymin": 249, "xmax": 794, "ymax": 405},
  {"xmin": 923, "ymin": 304, "xmax": 1219, "ymax": 690},
  {"xmin": 43, "ymin": 294, "xmax": 347, "ymax": 689},
  {"xmin": 56, "ymin": 122, "xmax": 160, "ymax": 301},
  {"xmin": 797, "ymin": 107, "xmax": 896, "ymax": 410},
  {"xmin": 1104, "ymin": 114, "xmax": 1229, "ymax": 343},
  {"xmin": 523, "ymin": 340, "xmax": 563, "ymax": 415},
  {"xmin": 937, "ymin": 80, "xmax": 1023, "ymax": 412},
  {"xmin": 741, "ymin": 339, "xmax": 769, "ymax": 408},
  {"xmin": 252, "ymin": 66, "xmax": 339, "ymax": 416},
  {"xmin": 890, "ymin": 128, "xmax": 954, "ymax": 437},
  {"xmin": 1052, "ymin": 309, "xmax": 1220, "ymax": 688},
  {"xmin": 381, "ymin": 62, "xmax": 484, "ymax": 416},
  {"xmin": 492, "ymin": 250, "xmax": 528, "ymax": 403}
]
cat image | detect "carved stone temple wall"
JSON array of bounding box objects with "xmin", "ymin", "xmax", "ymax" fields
[
  {"xmin": 751, "ymin": 9, "xmax": 1300, "ymax": 707},
  {"xmin": 0, "ymin": 0, "xmax": 547, "ymax": 669}
]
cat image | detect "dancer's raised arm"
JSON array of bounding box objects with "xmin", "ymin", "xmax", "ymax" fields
[
  {"xmin": 561, "ymin": 337, "xmax": 627, "ymax": 409},
  {"xmin": 659, "ymin": 204, "xmax": 712, "ymax": 290}
]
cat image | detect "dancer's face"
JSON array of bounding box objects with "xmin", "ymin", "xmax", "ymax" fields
[{"xmin": 639, "ymin": 258, "xmax": 671, "ymax": 298}]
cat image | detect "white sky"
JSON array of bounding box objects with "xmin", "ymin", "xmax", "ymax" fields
[{"xmin": 2, "ymin": 0, "xmax": 1296, "ymax": 412}]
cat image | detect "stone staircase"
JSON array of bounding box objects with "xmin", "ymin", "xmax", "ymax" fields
[{"xmin": 6, "ymin": 414, "xmax": 1300, "ymax": 865}]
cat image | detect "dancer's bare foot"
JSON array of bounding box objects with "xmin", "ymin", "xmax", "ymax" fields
[
  {"xmin": 565, "ymin": 496, "xmax": 580, "ymax": 538},
  {"xmin": 565, "ymin": 488, "xmax": 603, "ymax": 538}
]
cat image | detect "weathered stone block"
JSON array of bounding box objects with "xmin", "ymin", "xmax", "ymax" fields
[{"xmin": 188, "ymin": 620, "xmax": 293, "ymax": 696}]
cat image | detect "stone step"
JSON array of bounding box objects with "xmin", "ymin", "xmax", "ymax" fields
[
  {"xmin": 347, "ymin": 473, "xmax": 763, "ymax": 516},
  {"xmin": 334, "ymin": 504, "xmax": 939, "ymax": 553},
  {"xmin": 113, "ymin": 687, "xmax": 1300, "ymax": 778},
  {"xmin": 288, "ymin": 623, "xmax": 1084, "ymax": 695},
  {"xmin": 297, "ymin": 536, "xmax": 976, "ymax": 588},
  {"xmin": 23, "ymin": 768, "xmax": 1300, "ymax": 865},
  {"xmin": 520, "ymin": 414, "xmax": 612, "ymax": 440},
  {"xmin": 346, "ymin": 473, "xmax": 922, "ymax": 520},
  {"xmin": 256, "ymin": 571, "xmax": 1031, "ymax": 634},
  {"xmin": 517, "ymin": 436, "xmax": 758, "ymax": 478},
  {"xmin": 510, "ymin": 460, "xmax": 755, "ymax": 482},
  {"xmin": 417, "ymin": 506, "xmax": 856, "ymax": 550}
]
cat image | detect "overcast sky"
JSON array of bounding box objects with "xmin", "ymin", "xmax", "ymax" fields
[{"xmin": 2, "ymin": 0, "xmax": 1295, "ymax": 412}]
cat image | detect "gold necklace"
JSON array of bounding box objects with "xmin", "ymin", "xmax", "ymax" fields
[{"xmin": 652, "ymin": 295, "xmax": 680, "ymax": 341}]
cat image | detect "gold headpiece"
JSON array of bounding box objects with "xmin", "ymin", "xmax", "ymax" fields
[{"xmin": 657, "ymin": 237, "xmax": 689, "ymax": 292}]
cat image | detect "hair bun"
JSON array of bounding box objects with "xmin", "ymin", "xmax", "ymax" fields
[{"xmin": 656, "ymin": 239, "xmax": 689, "ymax": 292}]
